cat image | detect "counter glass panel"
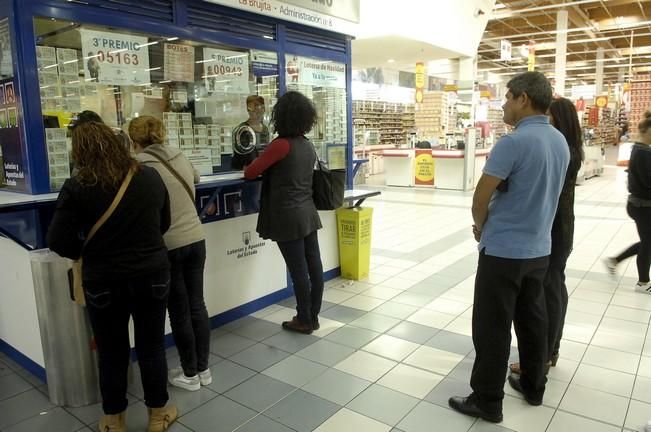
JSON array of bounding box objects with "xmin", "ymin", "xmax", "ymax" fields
[
  {"xmin": 33, "ymin": 17, "xmax": 279, "ymax": 190},
  {"xmin": 285, "ymin": 54, "xmax": 347, "ymax": 169}
]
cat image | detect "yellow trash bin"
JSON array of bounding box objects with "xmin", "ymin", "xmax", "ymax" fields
[{"xmin": 336, "ymin": 207, "xmax": 373, "ymax": 280}]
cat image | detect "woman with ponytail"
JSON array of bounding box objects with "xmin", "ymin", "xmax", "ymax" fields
[{"xmin": 129, "ymin": 116, "xmax": 211, "ymax": 393}]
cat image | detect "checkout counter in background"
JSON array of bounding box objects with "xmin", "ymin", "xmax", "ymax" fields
[{"xmin": 382, "ymin": 128, "xmax": 491, "ymax": 190}]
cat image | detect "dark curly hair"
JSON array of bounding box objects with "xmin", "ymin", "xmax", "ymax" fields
[
  {"xmin": 72, "ymin": 122, "xmax": 138, "ymax": 190},
  {"xmin": 271, "ymin": 91, "xmax": 317, "ymax": 137}
]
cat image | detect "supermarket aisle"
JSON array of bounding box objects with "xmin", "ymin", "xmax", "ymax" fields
[{"xmin": 0, "ymin": 163, "xmax": 649, "ymax": 432}]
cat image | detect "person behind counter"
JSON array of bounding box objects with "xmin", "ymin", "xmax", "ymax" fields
[
  {"xmin": 129, "ymin": 115, "xmax": 212, "ymax": 393},
  {"xmin": 232, "ymin": 95, "xmax": 270, "ymax": 170},
  {"xmin": 244, "ymin": 91, "xmax": 324, "ymax": 334},
  {"xmin": 46, "ymin": 121, "xmax": 177, "ymax": 432}
]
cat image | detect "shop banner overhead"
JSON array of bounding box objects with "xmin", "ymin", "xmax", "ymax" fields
[{"xmin": 203, "ymin": 0, "xmax": 358, "ymax": 35}]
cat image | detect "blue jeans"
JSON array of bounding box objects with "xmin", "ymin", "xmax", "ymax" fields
[
  {"xmin": 84, "ymin": 270, "xmax": 170, "ymax": 414},
  {"xmin": 277, "ymin": 231, "xmax": 324, "ymax": 325},
  {"xmin": 167, "ymin": 240, "xmax": 210, "ymax": 377}
]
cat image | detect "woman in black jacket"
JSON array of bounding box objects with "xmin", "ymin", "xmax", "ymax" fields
[
  {"xmin": 510, "ymin": 97, "xmax": 583, "ymax": 374},
  {"xmin": 47, "ymin": 122, "xmax": 177, "ymax": 432},
  {"xmin": 605, "ymin": 111, "xmax": 651, "ymax": 293},
  {"xmin": 244, "ymin": 91, "xmax": 323, "ymax": 334}
]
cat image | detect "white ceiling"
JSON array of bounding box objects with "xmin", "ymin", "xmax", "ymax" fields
[{"xmin": 351, "ymin": 36, "xmax": 466, "ymax": 72}]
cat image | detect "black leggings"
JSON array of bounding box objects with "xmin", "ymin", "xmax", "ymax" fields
[
  {"xmin": 277, "ymin": 231, "xmax": 324, "ymax": 325},
  {"xmin": 615, "ymin": 203, "xmax": 651, "ymax": 283}
]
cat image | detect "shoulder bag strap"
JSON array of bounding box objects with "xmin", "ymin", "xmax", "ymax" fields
[
  {"xmin": 83, "ymin": 167, "xmax": 135, "ymax": 247},
  {"xmin": 146, "ymin": 151, "xmax": 195, "ymax": 203}
]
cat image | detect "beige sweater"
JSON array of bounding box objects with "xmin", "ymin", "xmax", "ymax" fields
[{"xmin": 136, "ymin": 145, "xmax": 204, "ymax": 251}]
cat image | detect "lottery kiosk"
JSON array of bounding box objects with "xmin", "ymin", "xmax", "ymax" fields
[{"xmin": 0, "ymin": 0, "xmax": 356, "ymax": 382}]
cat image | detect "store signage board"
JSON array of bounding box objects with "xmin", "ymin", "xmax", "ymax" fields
[
  {"xmin": 164, "ymin": 43, "xmax": 195, "ymax": 82},
  {"xmin": 415, "ymin": 62, "xmax": 425, "ymax": 104},
  {"xmin": 80, "ymin": 29, "xmax": 150, "ymax": 86},
  {"xmin": 414, "ymin": 149, "xmax": 434, "ymax": 186},
  {"xmin": 251, "ymin": 50, "xmax": 278, "ymax": 77},
  {"xmin": 203, "ymin": 48, "xmax": 250, "ymax": 94},
  {"xmin": 0, "ymin": 19, "xmax": 13, "ymax": 78},
  {"xmin": 286, "ymin": 55, "xmax": 345, "ymax": 88},
  {"xmin": 500, "ymin": 39, "xmax": 512, "ymax": 61},
  {"xmin": 0, "ymin": 77, "xmax": 26, "ymax": 190},
  {"xmin": 203, "ymin": 0, "xmax": 358, "ymax": 35}
]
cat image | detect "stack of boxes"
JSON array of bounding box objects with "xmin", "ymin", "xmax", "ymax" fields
[
  {"xmin": 630, "ymin": 74, "xmax": 651, "ymax": 132},
  {"xmin": 45, "ymin": 128, "xmax": 70, "ymax": 190},
  {"xmin": 415, "ymin": 91, "xmax": 448, "ymax": 141}
]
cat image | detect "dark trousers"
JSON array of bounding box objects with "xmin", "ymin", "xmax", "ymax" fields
[
  {"xmin": 277, "ymin": 231, "xmax": 324, "ymax": 325},
  {"xmin": 85, "ymin": 270, "xmax": 170, "ymax": 414},
  {"xmin": 470, "ymin": 250, "xmax": 549, "ymax": 413},
  {"xmin": 615, "ymin": 204, "xmax": 651, "ymax": 282},
  {"xmin": 544, "ymin": 245, "xmax": 570, "ymax": 358},
  {"xmin": 168, "ymin": 240, "xmax": 210, "ymax": 377}
]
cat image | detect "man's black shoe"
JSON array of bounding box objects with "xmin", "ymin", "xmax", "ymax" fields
[
  {"xmin": 507, "ymin": 374, "xmax": 543, "ymax": 406},
  {"xmin": 448, "ymin": 394, "xmax": 503, "ymax": 423}
]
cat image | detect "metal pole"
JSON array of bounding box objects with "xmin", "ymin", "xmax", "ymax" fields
[{"xmin": 628, "ymin": 30, "xmax": 634, "ymax": 82}]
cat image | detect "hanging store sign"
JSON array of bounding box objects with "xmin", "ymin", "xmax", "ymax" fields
[
  {"xmin": 595, "ymin": 95, "xmax": 609, "ymax": 108},
  {"xmin": 414, "ymin": 62, "xmax": 425, "ymax": 104},
  {"xmin": 202, "ymin": 48, "xmax": 249, "ymax": 94},
  {"xmin": 499, "ymin": 40, "xmax": 512, "ymax": 61},
  {"xmin": 164, "ymin": 43, "xmax": 195, "ymax": 82},
  {"xmin": 202, "ymin": 0, "xmax": 358, "ymax": 35},
  {"xmin": 286, "ymin": 55, "xmax": 346, "ymax": 88},
  {"xmin": 527, "ymin": 42, "xmax": 536, "ymax": 71},
  {"xmin": 80, "ymin": 29, "xmax": 150, "ymax": 86}
]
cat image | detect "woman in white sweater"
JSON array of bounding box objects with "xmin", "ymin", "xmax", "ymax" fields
[{"xmin": 129, "ymin": 116, "xmax": 211, "ymax": 392}]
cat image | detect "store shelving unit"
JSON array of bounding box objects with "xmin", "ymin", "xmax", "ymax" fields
[
  {"xmin": 630, "ymin": 74, "xmax": 651, "ymax": 132},
  {"xmin": 352, "ymin": 100, "xmax": 415, "ymax": 147},
  {"xmin": 414, "ymin": 91, "xmax": 448, "ymax": 141}
]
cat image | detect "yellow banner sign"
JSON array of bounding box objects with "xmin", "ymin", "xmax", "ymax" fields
[{"xmin": 414, "ymin": 150, "xmax": 435, "ymax": 186}]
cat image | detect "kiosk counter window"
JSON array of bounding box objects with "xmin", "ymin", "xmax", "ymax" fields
[
  {"xmin": 33, "ymin": 17, "xmax": 279, "ymax": 190},
  {"xmin": 286, "ymin": 54, "xmax": 347, "ymax": 170}
]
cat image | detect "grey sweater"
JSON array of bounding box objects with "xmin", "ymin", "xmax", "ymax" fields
[{"xmin": 136, "ymin": 145, "xmax": 204, "ymax": 250}]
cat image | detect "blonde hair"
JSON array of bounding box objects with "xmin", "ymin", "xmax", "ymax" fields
[{"xmin": 128, "ymin": 115, "xmax": 165, "ymax": 148}]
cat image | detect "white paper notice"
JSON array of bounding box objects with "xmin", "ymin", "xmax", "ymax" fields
[
  {"xmin": 164, "ymin": 43, "xmax": 195, "ymax": 82},
  {"xmin": 184, "ymin": 149, "xmax": 213, "ymax": 175},
  {"xmin": 203, "ymin": 48, "xmax": 249, "ymax": 94},
  {"xmin": 80, "ymin": 29, "xmax": 150, "ymax": 86}
]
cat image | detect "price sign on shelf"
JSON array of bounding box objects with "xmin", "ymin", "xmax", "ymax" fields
[
  {"xmin": 80, "ymin": 29, "xmax": 150, "ymax": 86},
  {"xmin": 203, "ymin": 48, "xmax": 249, "ymax": 94}
]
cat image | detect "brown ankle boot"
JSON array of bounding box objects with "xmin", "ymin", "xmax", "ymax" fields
[
  {"xmin": 282, "ymin": 316, "xmax": 313, "ymax": 334},
  {"xmin": 98, "ymin": 411, "xmax": 126, "ymax": 432},
  {"xmin": 147, "ymin": 405, "xmax": 178, "ymax": 432}
]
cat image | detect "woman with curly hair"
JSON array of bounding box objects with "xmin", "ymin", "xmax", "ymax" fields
[
  {"xmin": 47, "ymin": 121, "xmax": 177, "ymax": 432},
  {"xmin": 244, "ymin": 91, "xmax": 324, "ymax": 334}
]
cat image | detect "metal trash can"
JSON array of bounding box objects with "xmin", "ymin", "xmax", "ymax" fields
[{"xmin": 30, "ymin": 249, "xmax": 100, "ymax": 407}]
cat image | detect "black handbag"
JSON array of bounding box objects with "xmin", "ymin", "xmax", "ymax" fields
[{"xmin": 312, "ymin": 157, "xmax": 346, "ymax": 210}]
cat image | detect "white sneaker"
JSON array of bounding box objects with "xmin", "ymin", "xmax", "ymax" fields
[
  {"xmin": 635, "ymin": 282, "xmax": 651, "ymax": 294},
  {"xmin": 198, "ymin": 369, "xmax": 212, "ymax": 386},
  {"xmin": 168, "ymin": 369, "xmax": 200, "ymax": 391},
  {"xmin": 603, "ymin": 257, "xmax": 618, "ymax": 277}
]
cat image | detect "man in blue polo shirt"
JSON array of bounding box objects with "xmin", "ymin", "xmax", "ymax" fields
[{"xmin": 449, "ymin": 72, "xmax": 569, "ymax": 423}]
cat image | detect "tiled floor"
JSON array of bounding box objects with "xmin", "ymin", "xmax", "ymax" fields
[{"xmin": 2, "ymin": 159, "xmax": 651, "ymax": 432}]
